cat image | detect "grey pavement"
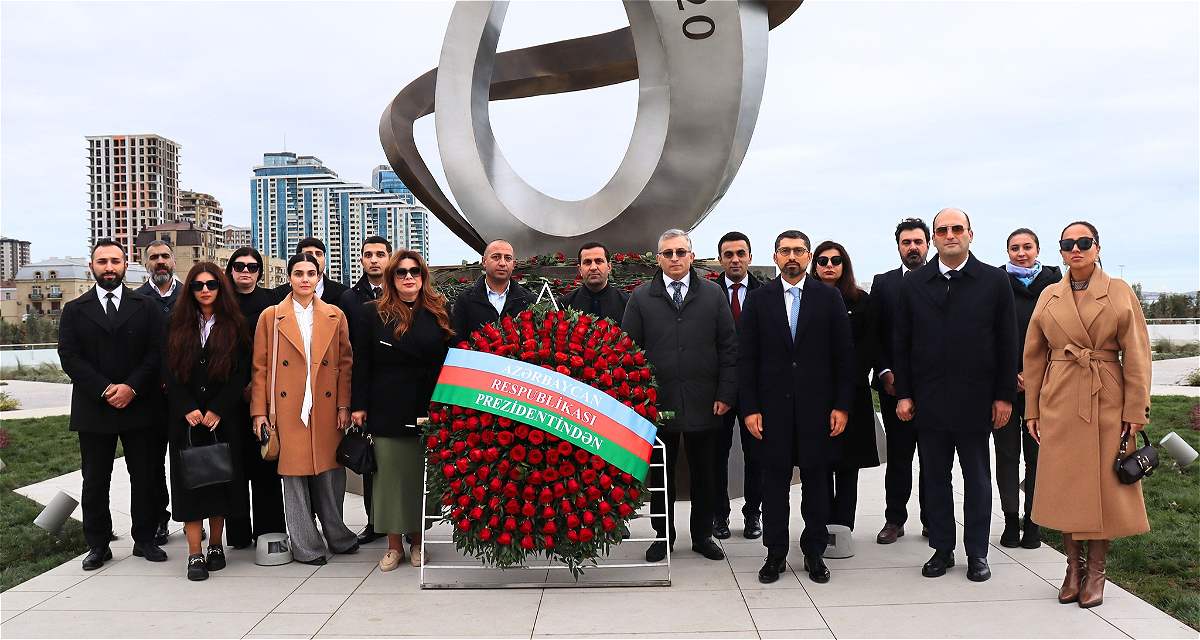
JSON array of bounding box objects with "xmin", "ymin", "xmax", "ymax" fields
[
  {"xmin": 1151, "ymin": 356, "xmax": 1200, "ymax": 397},
  {"xmin": 0, "ymin": 380, "xmax": 72, "ymax": 416}
]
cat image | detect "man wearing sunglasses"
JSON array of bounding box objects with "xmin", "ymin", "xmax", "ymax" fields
[
  {"xmin": 623, "ymin": 229, "xmax": 738, "ymax": 564},
  {"xmin": 893, "ymin": 208, "xmax": 1018, "ymax": 583},
  {"xmin": 450, "ymin": 239, "xmax": 537, "ymax": 341}
]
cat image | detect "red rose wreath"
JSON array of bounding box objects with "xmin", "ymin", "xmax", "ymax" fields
[{"xmin": 423, "ymin": 307, "xmax": 664, "ymax": 575}]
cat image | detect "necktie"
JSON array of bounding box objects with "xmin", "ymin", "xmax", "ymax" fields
[
  {"xmin": 372, "ymin": 286, "xmax": 381, "ymax": 300},
  {"xmin": 670, "ymin": 281, "xmax": 684, "ymax": 310},
  {"xmin": 944, "ymin": 269, "xmax": 960, "ymax": 302},
  {"xmin": 105, "ymin": 292, "xmax": 117, "ymax": 318},
  {"xmin": 788, "ymin": 287, "xmax": 800, "ymax": 340},
  {"xmin": 730, "ymin": 282, "xmax": 742, "ymax": 324}
]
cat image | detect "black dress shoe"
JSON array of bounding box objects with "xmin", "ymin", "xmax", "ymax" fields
[
  {"xmin": 154, "ymin": 520, "xmax": 170, "ymax": 546},
  {"xmin": 922, "ymin": 549, "xmax": 954, "ymax": 577},
  {"xmin": 339, "ymin": 541, "xmax": 360, "ymax": 555},
  {"xmin": 297, "ymin": 555, "xmax": 328, "ymax": 566},
  {"xmin": 803, "ymin": 554, "xmax": 830, "ymax": 583},
  {"xmin": 758, "ymin": 555, "xmax": 787, "ymax": 583},
  {"xmin": 1000, "ymin": 513, "xmax": 1021, "ymax": 548},
  {"xmin": 713, "ymin": 519, "xmax": 732, "ymax": 540},
  {"xmin": 187, "ymin": 553, "xmax": 208, "ymax": 581},
  {"xmin": 967, "ymin": 556, "xmax": 991, "ymax": 582},
  {"xmin": 743, "ymin": 515, "xmax": 762, "ymax": 539},
  {"xmin": 356, "ymin": 526, "xmax": 384, "ymax": 545},
  {"xmin": 82, "ymin": 547, "xmax": 112, "ymax": 571},
  {"xmin": 133, "ymin": 541, "xmax": 168, "ymax": 562},
  {"xmin": 645, "ymin": 541, "xmax": 669, "ymax": 562},
  {"xmin": 205, "ymin": 545, "xmax": 226, "ymax": 571},
  {"xmin": 692, "ymin": 537, "xmax": 725, "ymax": 561}
]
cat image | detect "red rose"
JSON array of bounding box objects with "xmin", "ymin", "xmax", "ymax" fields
[
  {"xmin": 472, "ymin": 486, "xmax": 486, "ymax": 501},
  {"xmin": 479, "ymin": 528, "xmax": 493, "ymax": 541},
  {"xmin": 598, "ymin": 500, "xmax": 612, "ymax": 515},
  {"xmin": 646, "ymin": 388, "xmax": 657, "ymax": 403},
  {"xmin": 511, "ymin": 445, "xmax": 526, "ymax": 462},
  {"xmin": 458, "ymin": 519, "xmax": 471, "ymax": 531},
  {"xmin": 575, "ymin": 449, "xmax": 590, "ymax": 465},
  {"xmin": 470, "ymin": 506, "xmax": 484, "ymax": 520},
  {"xmin": 633, "ymin": 352, "xmax": 645, "ymax": 366},
  {"xmin": 441, "ymin": 493, "xmax": 454, "ymax": 505},
  {"xmin": 566, "ymin": 514, "xmax": 581, "ymax": 528},
  {"xmin": 449, "ymin": 478, "xmax": 462, "ymax": 493},
  {"xmin": 569, "ymin": 355, "xmax": 585, "ymax": 368},
  {"xmin": 520, "ymin": 520, "xmax": 534, "ymax": 535},
  {"xmin": 612, "ymin": 368, "xmax": 627, "ymax": 382},
  {"xmin": 561, "ymin": 498, "xmax": 573, "ymax": 513},
  {"xmin": 582, "ymin": 367, "xmax": 597, "ymax": 381},
  {"xmin": 598, "ymin": 372, "xmax": 613, "ymax": 387},
  {"xmin": 438, "ymin": 428, "xmax": 450, "ymax": 442},
  {"xmin": 559, "ymin": 463, "xmax": 576, "ymax": 477},
  {"xmin": 558, "ymin": 441, "xmax": 574, "ymax": 456},
  {"xmin": 456, "ymin": 458, "xmax": 470, "ymax": 473},
  {"xmin": 544, "ymin": 535, "xmax": 555, "ymax": 548},
  {"xmin": 504, "ymin": 516, "xmax": 517, "ymax": 531},
  {"xmin": 427, "ymin": 436, "xmax": 439, "ymax": 449},
  {"xmin": 484, "ymin": 447, "xmax": 499, "ymax": 462},
  {"xmin": 620, "ymin": 473, "xmax": 633, "ymax": 484},
  {"xmin": 466, "ymin": 416, "xmax": 480, "ymax": 430},
  {"xmin": 542, "ymin": 506, "xmax": 556, "ymax": 519},
  {"xmin": 538, "ymin": 487, "xmax": 554, "ymax": 504},
  {"xmin": 452, "ymin": 508, "xmax": 464, "ymax": 520},
  {"xmin": 542, "ymin": 521, "xmax": 558, "ymax": 534},
  {"xmin": 575, "ymin": 495, "xmax": 588, "ymax": 509},
  {"xmin": 629, "ymin": 488, "xmax": 640, "ymax": 501},
  {"xmin": 527, "ymin": 470, "xmax": 543, "ymax": 485},
  {"xmin": 469, "ymin": 448, "xmax": 484, "ymax": 462},
  {"xmin": 582, "ymin": 511, "xmax": 596, "ymax": 525},
  {"xmin": 590, "ymin": 455, "xmax": 606, "ymax": 470},
  {"xmin": 489, "ymin": 496, "xmax": 501, "ymax": 511},
  {"xmin": 440, "ymin": 450, "xmax": 453, "ymax": 461},
  {"xmin": 634, "ymin": 404, "xmax": 646, "ymax": 417},
  {"xmin": 515, "ymin": 424, "xmax": 530, "ymax": 439},
  {"xmin": 581, "ymin": 469, "xmax": 597, "ymax": 484},
  {"xmin": 629, "ymin": 371, "xmax": 642, "ymax": 384},
  {"xmin": 505, "ymin": 499, "xmax": 520, "ymax": 514},
  {"xmin": 521, "ymin": 502, "xmax": 536, "ymax": 517},
  {"xmin": 579, "ymin": 529, "xmax": 595, "ymax": 543},
  {"xmin": 528, "ymin": 430, "xmax": 545, "ymax": 445},
  {"xmin": 601, "ymin": 516, "xmax": 616, "ymax": 532},
  {"xmin": 647, "ymin": 406, "xmax": 658, "ymax": 420},
  {"xmin": 497, "ymin": 431, "xmax": 515, "ymax": 446},
  {"xmin": 610, "ymin": 487, "xmax": 626, "ymax": 502},
  {"xmin": 586, "ymin": 486, "xmax": 602, "ymax": 501},
  {"xmin": 618, "ymin": 503, "xmax": 633, "ymax": 517},
  {"xmin": 489, "ymin": 478, "xmax": 503, "ymax": 493},
  {"xmin": 479, "ymin": 413, "xmax": 494, "ymax": 427},
  {"xmin": 567, "ymin": 478, "xmax": 581, "ymax": 493},
  {"xmin": 553, "ymin": 481, "xmax": 567, "ymax": 498},
  {"xmin": 498, "ymin": 532, "xmax": 512, "ymax": 545},
  {"xmin": 464, "ymin": 474, "xmax": 477, "ymax": 488},
  {"xmin": 477, "ymin": 465, "xmax": 491, "ymax": 480},
  {"xmin": 453, "ymin": 419, "xmax": 466, "ymax": 431},
  {"xmin": 556, "ymin": 365, "xmax": 571, "ymax": 376},
  {"xmin": 554, "ymin": 352, "xmax": 569, "ymax": 364},
  {"xmin": 498, "ymin": 417, "xmax": 512, "ymax": 428},
  {"xmin": 566, "ymin": 530, "xmax": 579, "ymax": 543},
  {"xmin": 537, "ymin": 348, "xmax": 551, "ymax": 362},
  {"xmin": 527, "ymin": 449, "xmax": 544, "ymax": 465},
  {"xmin": 481, "ymin": 430, "xmax": 496, "ymax": 444},
  {"xmin": 545, "ymin": 447, "xmax": 560, "ymax": 464},
  {"xmin": 443, "ymin": 464, "xmax": 456, "ymax": 478}
]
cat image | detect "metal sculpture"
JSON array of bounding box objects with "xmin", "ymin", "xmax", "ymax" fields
[{"xmin": 380, "ymin": 0, "xmax": 801, "ymax": 254}]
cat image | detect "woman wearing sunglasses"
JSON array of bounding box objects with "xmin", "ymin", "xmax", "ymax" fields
[
  {"xmin": 351, "ymin": 250, "xmax": 455, "ymax": 570},
  {"xmin": 1023, "ymin": 221, "xmax": 1151, "ymax": 608},
  {"xmin": 163, "ymin": 262, "xmax": 252, "ymax": 580},
  {"xmin": 809, "ymin": 241, "xmax": 879, "ymax": 536}
]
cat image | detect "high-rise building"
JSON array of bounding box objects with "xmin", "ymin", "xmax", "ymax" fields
[
  {"xmin": 86, "ymin": 134, "xmax": 181, "ymax": 259},
  {"xmin": 0, "ymin": 236, "xmax": 32, "ymax": 283},
  {"xmin": 179, "ymin": 190, "xmax": 224, "ymax": 238},
  {"xmin": 251, "ymin": 153, "xmax": 431, "ymax": 286},
  {"xmin": 223, "ymin": 225, "xmax": 251, "ymax": 249}
]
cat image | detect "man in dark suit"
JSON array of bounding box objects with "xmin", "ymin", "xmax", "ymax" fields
[
  {"xmin": 559, "ymin": 241, "xmax": 628, "ymax": 325},
  {"xmin": 894, "ymin": 208, "xmax": 1018, "ymax": 582},
  {"xmin": 58, "ymin": 239, "xmax": 168, "ymax": 569},
  {"xmin": 711, "ymin": 231, "xmax": 765, "ymax": 541},
  {"xmin": 738, "ymin": 230, "xmax": 855, "ymax": 584},
  {"xmin": 273, "ymin": 237, "xmax": 349, "ymax": 304},
  {"xmin": 337, "ymin": 235, "xmax": 391, "ymax": 545},
  {"xmin": 870, "ymin": 218, "xmax": 931, "ymax": 545},
  {"xmin": 134, "ymin": 239, "xmax": 179, "ymax": 545},
  {"xmin": 450, "ymin": 239, "xmax": 536, "ymax": 340},
  {"xmin": 624, "ymin": 229, "xmax": 738, "ymax": 563}
]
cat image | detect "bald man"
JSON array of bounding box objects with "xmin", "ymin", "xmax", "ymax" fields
[{"xmin": 450, "ymin": 239, "xmax": 537, "ymax": 341}]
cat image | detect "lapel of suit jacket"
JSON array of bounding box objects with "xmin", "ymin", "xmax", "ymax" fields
[
  {"xmin": 309, "ymin": 299, "xmax": 339, "ymax": 375},
  {"xmin": 1077, "ymin": 269, "xmax": 1110, "ymax": 334},
  {"xmin": 791, "ymin": 276, "xmax": 818, "ymax": 346},
  {"xmin": 1046, "ymin": 280, "xmax": 1094, "ymax": 349},
  {"xmin": 78, "ymin": 287, "xmax": 115, "ymax": 334},
  {"xmin": 764, "ymin": 277, "xmax": 793, "ymax": 346},
  {"xmin": 917, "ymin": 261, "xmax": 949, "ymax": 313},
  {"xmin": 274, "ymin": 295, "xmax": 307, "ymax": 358},
  {"xmin": 110, "ymin": 287, "xmax": 140, "ymax": 331}
]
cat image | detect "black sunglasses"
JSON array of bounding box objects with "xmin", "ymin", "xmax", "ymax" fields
[
  {"xmin": 394, "ymin": 267, "xmax": 423, "ymax": 279},
  {"xmin": 814, "ymin": 255, "xmax": 844, "ymax": 267},
  {"xmin": 659, "ymin": 248, "xmax": 690, "ymax": 259},
  {"xmin": 190, "ymin": 280, "xmax": 220, "ymax": 292},
  {"xmin": 1059, "ymin": 237, "xmax": 1096, "ymax": 252},
  {"xmin": 231, "ymin": 262, "xmax": 260, "ymax": 273}
]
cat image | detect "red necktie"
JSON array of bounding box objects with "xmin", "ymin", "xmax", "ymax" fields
[{"xmin": 730, "ymin": 282, "xmax": 742, "ymax": 324}]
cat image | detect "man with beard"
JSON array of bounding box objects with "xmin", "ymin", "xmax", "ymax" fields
[
  {"xmin": 450, "ymin": 239, "xmax": 536, "ymax": 340},
  {"xmin": 135, "ymin": 239, "xmax": 179, "ymax": 544},
  {"xmin": 871, "ymin": 218, "xmax": 932, "ymax": 545},
  {"xmin": 337, "ymin": 235, "xmax": 391, "ymax": 545},
  {"xmin": 59, "ymin": 239, "xmax": 168, "ymax": 569},
  {"xmin": 559, "ymin": 241, "xmax": 628, "ymax": 325}
]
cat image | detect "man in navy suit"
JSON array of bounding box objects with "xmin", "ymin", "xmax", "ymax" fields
[
  {"xmin": 894, "ymin": 208, "xmax": 1018, "ymax": 582},
  {"xmin": 738, "ymin": 230, "xmax": 855, "ymax": 584}
]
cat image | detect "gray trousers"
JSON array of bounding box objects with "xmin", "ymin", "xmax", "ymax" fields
[{"xmin": 282, "ymin": 468, "xmax": 358, "ymax": 562}]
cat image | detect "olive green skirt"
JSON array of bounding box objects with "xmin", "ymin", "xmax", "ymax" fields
[{"xmin": 371, "ymin": 436, "xmax": 433, "ymax": 535}]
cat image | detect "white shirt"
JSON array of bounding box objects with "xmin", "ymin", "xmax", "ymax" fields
[
  {"xmin": 96, "ymin": 285, "xmax": 123, "ymax": 310},
  {"xmin": 154, "ymin": 278, "xmax": 179, "ymax": 298},
  {"xmin": 292, "ymin": 298, "xmax": 316, "ymax": 427},
  {"xmin": 486, "ymin": 280, "xmax": 510, "ymax": 316},
  {"xmin": 938, "ymin": 255, "xmax": 968, "ymax": 277},
  {"xmin": 199, "ymin": 313, "xmax": 216, "ymax": 347},
  {"xmin": 314, "ymin": 278, "xmax": 325, "ymax": 301},
  {"xmin": 722, "ymin": 275, "xmax": 748, "ymax": 309},
  {"xmin": 662, "ymin": 271, "xmax": 691, "ymax": 300},
  {"xmin": 782, "ymin": 273, "xmax": 806, "ymax": 318}
]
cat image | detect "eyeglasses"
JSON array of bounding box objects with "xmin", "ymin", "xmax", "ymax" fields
[
  {"xmin": 721, "ymin": 249, "xmax": 748, "ymax": 259},
  {"xmin": 1059, "ymin": 237, "xmax": 1095, "ymax": 252},
  {"xmin": 814, "ymin": 255, "xmax": 844, "ymax": 267},
  {"xmin": 658, "ymin": 249, "xmax": 691, "ymax": 259},
  {"xmin": 394, "ymin": 267, "xmax": 423, "ymax": 279},
  {"xmin": 776, "ymin": 246, "xmax": 809, "ymax": 258},
  {"xmin": 934, "ymin": 225, "xmax": 968, "ymax": 237},
  {"xmin": 190, "ymin": 280, "xmax": 220, "ymax": 292},
  {"xmin": 231, "ymin": 262, "xmax": 260, "ymax": 273}
]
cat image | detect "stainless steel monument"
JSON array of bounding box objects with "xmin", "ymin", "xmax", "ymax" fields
[{"xmin": 380, "ymin": 0, "xmax": 801, "ymax": 255}]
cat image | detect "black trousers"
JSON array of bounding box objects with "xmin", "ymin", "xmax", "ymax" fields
[
  {"xmin": 362, "ymin": 472, "xmax": 374, "ymax": 527},
  {"xmin": 149, "ymin": 417, "xmax": 171, "ymax": 525},
  {"xmin": 917, "ymin": 429, "xmax": 992, "ymax": 558},
  {"xmin": 992, "ymin": 394, "xmax": 1038, "ymax": 517},
  {"xmin": 879, "ymin": 391, "xmax": 926, "ymax": 528},
  {"xmin": 827, "ymin": 466, "xmax": 859, "ymax": 529},
  {"xmin": 225, "ymin": 426, "xmax": 286, "ymax": 545},
  {"xmin": 78, "ymin": 429, "xmax": 157, "ymax": 549},
  {"xmin": 650, "ymin": 429, "xmax": 718, "ymax": 545},
  {"xmin": 762, "ymin": 464, "xmax": 829, "ymax": 558},
  {"xmin": 713, "ymin": 411, "xmax": 764, "ymax": 522}
]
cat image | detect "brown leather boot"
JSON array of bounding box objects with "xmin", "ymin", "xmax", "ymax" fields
[
  {"xmin": 1079, "ymin": 539, "xmax": 1109, "ymax": 608},
  {"xmin": 1059, "ymin": 535, "xmax": 1086, "ymax": 604}
]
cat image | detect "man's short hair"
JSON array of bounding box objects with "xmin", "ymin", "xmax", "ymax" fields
[
  {"xmin": 894, "ymin": 218, "xmax": 931, "ymax": 244},
  {"xmin": 774, "ymin": 229, "xmax": 810, "ymax": 251},
  {"xmin": 657, "ymin": 229, "xmax": 692, "ymax": 252},
  {"xmin": 296, "ymin": 237, "xmax": 327, "ymax": 254},
  {"xmin": 578, "ymin": 241, "xmax": 610, "ymax": 262},
  {"xmin": 931, "ymin": 208, "xmax": 971, "ymax": 230},
  {"xmin": 718, "ymin": 231, "xmax": 751, "ymax": 255},
  {"xmin": 145, "ymin": 239, "xmax": 173, "ymax": 255},
  {"xmin": 362, "ymin": 235, "xmax": 392, "ymax": 253},
  {"xmin": 92, "ymin": 238, "xmax": 127, "ymax": 259}
]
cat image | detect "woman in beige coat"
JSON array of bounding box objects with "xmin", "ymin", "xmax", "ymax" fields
[
  {"xmin": 1024, "ymin": 221, "xmax": 1151, "ymax": 609},
  {"xmin": 251, "ymin": 253, "xmax": 358, "ymax": 565}
]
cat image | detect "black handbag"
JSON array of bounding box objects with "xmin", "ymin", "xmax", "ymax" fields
[
  {"xmin": 336, "ymin": 424, "xmax": 375, "ymax": 475},
  {"xmin": 179, "ymin": 425, "xmax": 234, "ymax": 490},
  {"xmin": 1115, "ymin": 430, "xmax": 1159, "ymax": 485}
]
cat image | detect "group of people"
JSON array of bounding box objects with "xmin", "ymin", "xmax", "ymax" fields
[{"xmin": 60, "ymin": 207, "xmax": 1151, "ymax": 607}]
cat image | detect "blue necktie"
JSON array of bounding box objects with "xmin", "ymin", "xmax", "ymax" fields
[
  {"xmin": 671, "ymin": 281, "xmax": 684, "ymax": 310},
  {"xmin": 788, "ymin": 286, "xmax": 800, "ymax": 340}
]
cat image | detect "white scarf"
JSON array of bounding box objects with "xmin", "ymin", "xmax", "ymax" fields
[{"xmin": 292, "ymin": 299, "xmax": 315, "ymax": 427}]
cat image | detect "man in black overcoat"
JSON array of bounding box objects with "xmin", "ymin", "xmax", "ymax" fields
[
  {"xmin": 450, "ymin": 239, "xmax": 536, "ymax": 341},
  {"xmin": 894, "ymin": 208, "xmax": 1018, "ymax": 583},
  {"xmin": 559, "ymin": 241, "xmax": 628, "ymax": 325},
  {"xmin": 272, "ymin": 237, "xmax": 349, "ymax": 304},
  {"xmin": 738, "ymin": 230, "xmax": 855, "ymax": 584},
  {"xmin": 870, "ymin": 218, "xmax": 931, "ymax": 545},
  {"xmin": 58, "ymin": 239, "xmax": 168, "ymax": 570}
]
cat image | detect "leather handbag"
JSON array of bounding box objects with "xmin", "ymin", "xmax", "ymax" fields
[
  {"xmin": 180, "ymin": 425, "xmax": 234, "ymax": 490},
  {"xmin": 261, "ymin": 311, "xmax": 281, "ymax": 462},
  {"xmin": 336, "ymin": 424, "xmax": 375, "ymax": 475},
  {"xmin": 1115, "ymin": 430, "xmax": 1159, "ymax": 484}
]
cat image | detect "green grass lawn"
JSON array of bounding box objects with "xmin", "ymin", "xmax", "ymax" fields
[{"xmin": 0, "ymin": 415, "xmax": 122, "ymax": 592}]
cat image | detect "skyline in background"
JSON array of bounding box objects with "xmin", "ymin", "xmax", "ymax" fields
[{"xmin": 2, "ymin": 1, "xmax": 1197, "ymax": 292}]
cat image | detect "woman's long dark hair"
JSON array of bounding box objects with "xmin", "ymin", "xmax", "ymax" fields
[
  {"xmin": 167, "ymin": 262, "xmax": 250, "ymax": 383},
  {"xmin": 809, "ymin": 240, "xmax": 862, "ymax": 302},
  {"xmin": 376, "ymin": 250, "xmax": 454, "ymax": 341}
]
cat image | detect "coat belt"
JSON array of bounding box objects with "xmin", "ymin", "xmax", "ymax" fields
[{"xmin": 1049, "ymin": 346, "xmax": 1119, "ymax": 423}]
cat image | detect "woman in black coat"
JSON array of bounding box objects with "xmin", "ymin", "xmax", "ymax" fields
[
  {"xmin": 164, "ymin": 262, "xmax": 252, "ymax": 581},
  {"xmin": 811, "ymin": 241, "xmax": 879, "ymax": 531},
  {"xmin": 351, "ymin": 250, "xmax": 455, "ymax": 571},
  {"xmin": 997, "ymin": 228, "xmax": 1062, "ymax": 549}
]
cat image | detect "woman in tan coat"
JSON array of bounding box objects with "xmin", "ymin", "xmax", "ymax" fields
[
  {"xmin": 252, "ymin": 253, "xmax": 358, "ymax": 565},
  {"xmin": 1024, "ymin": 221, "xmax": 1151, "ymax": 609}
]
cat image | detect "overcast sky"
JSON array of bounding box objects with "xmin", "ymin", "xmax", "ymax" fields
[{"xmin": 2, "ymin": 1, "xmax": 1197, "ymax": 292}]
